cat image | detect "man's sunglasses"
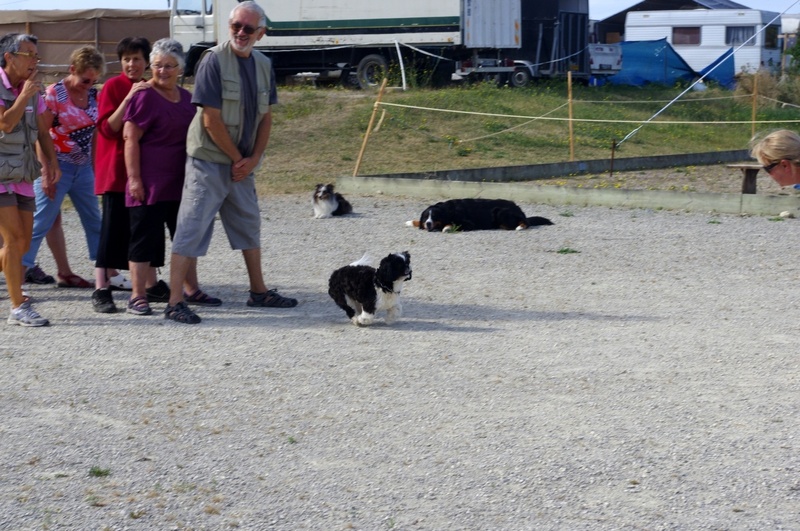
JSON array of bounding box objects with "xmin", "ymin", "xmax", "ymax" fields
[{"xmin": 230, "ymin": 22, "xmax": 261, "ymax": 35}]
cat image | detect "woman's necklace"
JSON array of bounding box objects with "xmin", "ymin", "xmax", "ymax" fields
[{"xmin": 66, "ymin": 78, "xmax": 88, "ymax": 108}]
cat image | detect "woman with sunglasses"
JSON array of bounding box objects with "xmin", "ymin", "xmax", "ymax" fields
[
  {"xmin": 23, "ymin": 45, "xmax": 105, "ymax": 292},
  {"xmin": 0, "ymin": 33, "xmax": 60, "ymax": 326},
  {"xmin": 751, "ymin": 129, "xmax": 800, "ymax": 187}
]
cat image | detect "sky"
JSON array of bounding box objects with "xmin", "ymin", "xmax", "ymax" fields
[{"xmin": 0, "ymin": 0, "xmax": 774, "ymax": 19}]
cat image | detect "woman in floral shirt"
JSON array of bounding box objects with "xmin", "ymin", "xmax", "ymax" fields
[{"xmin": 23, "ymin": 45, "xmax": 104, "ymax": 288}]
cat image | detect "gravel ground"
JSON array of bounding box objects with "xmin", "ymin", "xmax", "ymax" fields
[{"xmin": 1, "ymin": 192, "xmax": 799, "ymax": 530}]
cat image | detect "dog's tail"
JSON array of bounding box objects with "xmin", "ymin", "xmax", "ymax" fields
[
  {"xmin": 526, "ymin": 216, "xmax": 554, "ymax": 227},
  {"xmin": 350, "ymin": 253, "xmax": 375, "ymax": 267}
]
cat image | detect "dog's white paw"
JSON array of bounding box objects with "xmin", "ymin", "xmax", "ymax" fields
[
  {"xmin": 404, "ymin": 220, "xmax": 415, "ymax": 227},
  {"xmin": 385, "ymin": 307, "xmax": 401, "ymax": 325},
  {"xmin": 442, "ymin": 225, "xmax": 455, "ymax": 233},
  {"xmin": 356, "ymin": 313, "xmax": 374, "ymax": 326}
]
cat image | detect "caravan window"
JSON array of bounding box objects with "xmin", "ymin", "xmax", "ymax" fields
[
  {"xmin": 672, "ymin": 27, "xmax": 700, "ymax": 45},
  {"xmin": 764, "ymin": 25, "xmax": 779, "ymax": 49},
  {"xmin": 726, "ymin": 26, "xmax": 755, "ymax": 46}
]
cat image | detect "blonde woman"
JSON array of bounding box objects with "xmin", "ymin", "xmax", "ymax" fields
[
  {"xmin": 24, "ymin": 45, "xmax": 105, "ymax": 290},
  {"xmin": 750, "ymin": 129, "xmax": 800, "ymax": 187}
]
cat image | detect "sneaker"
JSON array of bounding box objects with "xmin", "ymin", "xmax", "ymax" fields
[
  {"xmin": 145, "ymin": 280, "xmax": 171, "ymax": 303},
  {"xmin": 108, "ymin": 272, "xmax": 132, "ymax": 291},
  {"xmin": 25, "ymin": 264, "xmax": 55, "ymax": 285},
  {"xmin": 91, "ymin": 288, "xmax": 117, "ymax": 314},
  {"xmin": 7, "ymin": 301, "xmax": 49, "ymax": 327}
]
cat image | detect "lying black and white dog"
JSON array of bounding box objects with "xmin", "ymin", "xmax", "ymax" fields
[
  {"xmin": 328, "ymin": 252, "xmax": 412, "ymax": 326},
  {"xmin": 407, "ymin": 198, "xmax": 553, "ymax": 232},
  {"xmin": 313, "ymin": 183, "xmax": 353, "ymax": 218}
]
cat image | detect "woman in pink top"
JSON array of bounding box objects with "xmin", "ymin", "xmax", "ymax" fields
[{"xmin": 0, "ymin": 33, "xmax": 60, "ymax": 327}]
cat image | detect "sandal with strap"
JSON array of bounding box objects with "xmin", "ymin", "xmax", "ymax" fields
[
  {"xmin": 57, "ymin": 273, "xmax": 93, "ymax": 289},
  {"xmin": 184, "ymin": 289, "xmax": 223, "ymax": 307},
  {"xmin": 247, "ymin": 289, "xmax": 298, "ymax": 308},
  {"xmin": 127, "ymin": 295, "xmax": 153, "ymax": 316},
  {"xmin": 164, "ymin": 301, "xmax": 201, "ymax": 324}
]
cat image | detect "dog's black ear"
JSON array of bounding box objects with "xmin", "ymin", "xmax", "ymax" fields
[
  {"xmin": 327, "ymin": 183, "xmax": 335, "ymax": 190},
  {"xmin": 375, "ymin": 254, "xmax": 395, "ymax": 291},
  {"xmin": 418, "ymin": 209, "xmax": 428, "ymax": 230}
]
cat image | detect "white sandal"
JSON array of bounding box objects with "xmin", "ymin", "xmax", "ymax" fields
[{"xmin": 108, "ymin": 273, "xmax": 132, "ymax": 291}]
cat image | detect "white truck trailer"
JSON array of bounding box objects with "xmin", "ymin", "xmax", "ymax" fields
[{"xmin": 170, "ymin": 0, "xmax": 590, "ymax": 88}]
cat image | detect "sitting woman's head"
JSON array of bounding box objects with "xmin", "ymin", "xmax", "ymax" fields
[{"xmin": 751, "ymin": 129, "xmax": 800, "ymax": 187}]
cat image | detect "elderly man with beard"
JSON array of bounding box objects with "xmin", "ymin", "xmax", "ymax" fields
[{"xmin": 165, "ymin": 0, "xmax": 297, "ymax": 324}]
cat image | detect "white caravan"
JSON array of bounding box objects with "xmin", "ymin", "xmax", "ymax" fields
[{"xmin": 625, "ymin": 9, "xmax": 781, "ymax": 73}]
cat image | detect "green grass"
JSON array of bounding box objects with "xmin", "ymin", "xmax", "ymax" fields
[{"xmin": 259, "ymin": 79, "xmax": 800, "ymax": 195}]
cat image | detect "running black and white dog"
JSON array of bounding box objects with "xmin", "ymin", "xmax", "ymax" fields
[
  {"xmin": 313, "ymin": 183, "xmax": 353, "ymax": 218},
  {"xmin": 407, "ymin": 198, "xmax": 553, "ymax": 232},
  {"xmin": 328, "ymin": 252, "xmax": 412, "ymax": 326}
]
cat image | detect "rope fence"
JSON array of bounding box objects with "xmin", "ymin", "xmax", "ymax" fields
[{"xmin": 354, "ymin": 78, "xmax": 800, "ymax": 176}]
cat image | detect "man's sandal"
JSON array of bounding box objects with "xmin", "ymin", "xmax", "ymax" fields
[
  {"xmin": 164, "ymin": 301, "xmax": 201, "ymax": 324},
  {"xmin": 247, "ymin": 289, "xmax": 298, "ymax": 308},
  {"xmin": 184, "ymin": 289, "xmax": 223, "ymax": 307}
]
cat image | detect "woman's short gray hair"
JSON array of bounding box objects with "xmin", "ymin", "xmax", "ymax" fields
[
  {"xmin": 0, "ymin": 33, "xmax": 38, "ymax": 68},
  {"xmin": 149, "ymin": 38, "xmax": 185, "ymax": 70}
]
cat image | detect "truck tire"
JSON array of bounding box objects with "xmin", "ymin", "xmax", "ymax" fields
[
  {"xmin": 510, "ymin": 68, "xmax": 531, "ymax": 88},
  {"xmin": 356, "ymin": 54, "xmax": 388, "ymax": 90}
]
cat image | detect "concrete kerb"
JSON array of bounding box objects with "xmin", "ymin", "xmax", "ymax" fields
[{"xmin": 337, "ymin": 150, "xmax": 800, "ymax": 216}]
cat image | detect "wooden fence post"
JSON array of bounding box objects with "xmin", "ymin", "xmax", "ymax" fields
[{"xmin": 353, "ymin": 78, "xmax": 389, "ymax": 177}]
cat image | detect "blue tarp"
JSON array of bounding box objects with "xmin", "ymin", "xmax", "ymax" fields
[
  {"xmin": 608, "ymin": 39, "xmax": 695, "ymax": 86},
  {"xmin": 607, "ymin": 38, "xmax": 736, "ymax": 89},
  {"xmin": 698, "ymin": 48, "xmax": 736, "ymax": 90}
]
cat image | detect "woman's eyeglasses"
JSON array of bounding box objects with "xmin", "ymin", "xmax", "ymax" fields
[
  {"xmin": 763, "ymin": 161, "xmax": 780, "ymax": 173},
  {"xmin": 230, "ymin": 22, "xmax": 261, "ymax": 35},
  {"xmin": 151, "ymin": 63, "xmax": 179, "ymax": 72},
  {"xmin": 14, "ymin": 51, "xmax": 40, "ymax": 62}
]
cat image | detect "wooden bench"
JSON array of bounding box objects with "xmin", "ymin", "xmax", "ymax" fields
[{"xmin": 726, "ymin": 163, "xmax": 762, "ymax": 194}]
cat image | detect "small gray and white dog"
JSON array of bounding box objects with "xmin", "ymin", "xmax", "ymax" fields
[
  {"xmin": 328, "ymin": 252, "xmax": 412, "ymax": 326},
  {"xmin": 313, "ymin": 183, "xmax": 353, "ymax": 218}
]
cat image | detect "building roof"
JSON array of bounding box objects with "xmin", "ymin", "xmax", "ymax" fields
[{"xmin": 596, "ymin": 0, "xmax": 754, "ymax": 30}]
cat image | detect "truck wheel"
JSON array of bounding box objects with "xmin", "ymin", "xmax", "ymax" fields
[
  {"xmin": 356, "ymin": 54, "xmax": 388, "ymax": 90},
  {"xmin": 510, "ymin": 68, "xmax": 531, "ymax": 88}
]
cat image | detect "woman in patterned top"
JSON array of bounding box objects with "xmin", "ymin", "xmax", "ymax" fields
[{"xmin": 23, "ymin": 45, "xmax": 105, "ymax": 289}]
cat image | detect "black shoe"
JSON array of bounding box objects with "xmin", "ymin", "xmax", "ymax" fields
[
  {"xmin": 92, "ymin": 288, "xmax": 117, "ymax": 314},
  {"xmin": 25, "ymin": 264, "xmax": 55, "ymax": 284},
  {"xmin": 145, "ymin": 280, "xmax": 171, "ymax": 303}
]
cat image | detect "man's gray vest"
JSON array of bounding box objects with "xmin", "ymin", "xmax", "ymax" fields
[{"xmin": 186, "ymin": 40, "xmax": 272, "ymax": 164}]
